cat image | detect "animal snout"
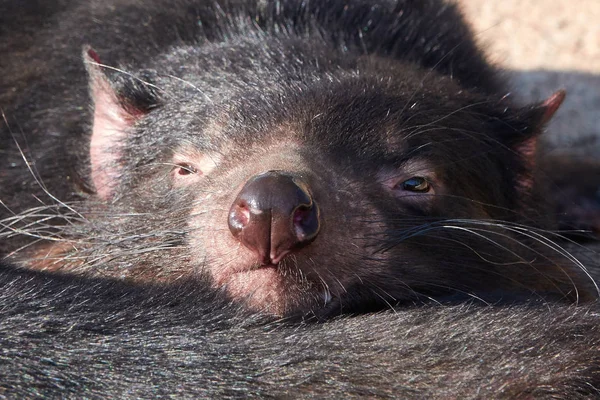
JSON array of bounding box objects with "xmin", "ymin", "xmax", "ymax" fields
[{"xmin": 228, "ymin": 171, "xmax": 320, "ymax": 265}]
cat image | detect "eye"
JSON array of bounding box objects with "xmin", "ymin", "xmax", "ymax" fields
[
  {"xmin": 399, "ymin": 177, "xmax": 430, "ymax": 192},
  {"xmin": 175, "ymin": 163, "xmax": 198, "ymax": 176},
  {"xmin": 170, "ymin": 161, "xmax": 203, "ymax": 187}
]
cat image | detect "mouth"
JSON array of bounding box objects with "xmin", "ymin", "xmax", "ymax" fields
[
  {"xmin": 213, "ymin": 262, "xmax": 288, "ymax": 313},
  {"xmin": 212, "ymin": 260, "xmax": 329, "ymax": 316}
]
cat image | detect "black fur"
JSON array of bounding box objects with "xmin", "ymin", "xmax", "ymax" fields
[
  {"xmin": 1, "ymin": 0, "xmax": 501, "ymax": 217},
  {"xmin": 1, "ymin": 0, "xmax": 596, "ymax": 316},
  {"xmin": 1, "ymin": 0, "xmax": 600, "ymax": 396},
  {"xmin": 0, "ymin": 262, "xmax": 599, "ymax": 398}
]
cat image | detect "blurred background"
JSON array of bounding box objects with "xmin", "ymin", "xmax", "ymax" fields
[{"xmin": 458, "ymin": 0, "xmax": 600, "ymax": 156}]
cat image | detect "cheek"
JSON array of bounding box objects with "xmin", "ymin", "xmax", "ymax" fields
[
  {"xmin": 171, "ymin": 164, "xmax": 201, "ymax": 183},
  {"xmin": 186, "ymin": 184, "xmax": 247, "ymax": 271}
]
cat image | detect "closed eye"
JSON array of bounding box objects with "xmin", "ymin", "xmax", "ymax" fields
[
  {"xmin": 171, "ymin": 162, "xmax": 202, "ymax": 187},
  {"xmin": 170, "ymin": 149, "xmax": 221, "ymax": 187},
  {"xmin": 175, "ymin": 163, "xmax": 198, "ymax": 176}
]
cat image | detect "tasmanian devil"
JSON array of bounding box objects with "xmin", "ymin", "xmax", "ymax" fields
[
  {"xmin": 1, "ymin": 0, "xmax": 599, "ymax": 318},
  {"xmin": 0, "ymin": 261, "xmax": 598, "ymax": 398},
  {"xmin": 2, "ymin": 0, "xmax": 600, "ymax": 397}
]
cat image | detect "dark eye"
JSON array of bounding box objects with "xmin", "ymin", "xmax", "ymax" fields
[
  {"xmin": 400, "ymin": 177, "xmax": 430, "ymax": 192},
  {"xmin": 175, "ymin": 163, "xmax": 198, "ymax": 175}
]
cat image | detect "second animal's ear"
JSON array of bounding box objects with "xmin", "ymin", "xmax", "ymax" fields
[{"xmin": 84, "ymin": 47, "xmax": 159, "ymax": 199}]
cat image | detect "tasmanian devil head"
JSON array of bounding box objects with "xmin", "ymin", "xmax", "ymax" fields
[{"xmin": 24, "ymin": 33, "xmax": 594, "ymax": 317}]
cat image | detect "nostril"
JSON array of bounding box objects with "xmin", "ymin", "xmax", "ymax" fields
[
  {"xmin": 228, "ymin": 201, "xmax": 251, "ymax": 235},
  {"xmin": 228, "ymin": 171, "xmax": 321, "ymax": 264},
  {"xmin": 293, "ymin": 206, "xmax": 310, "ymax": 225},
  {"xmin": 293, "ymin": 204, "xmax": 320, "ymax": 241}
]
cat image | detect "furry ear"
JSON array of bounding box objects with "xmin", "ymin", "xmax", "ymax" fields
[
  {"xmin": 516, "ymin": 90, "xmax": 566, "ymax": 164},
  {"xmin": 85, "ymin": 47, "xmax": 136, "ymax": 199},
  {"xmin": 537, "ymin": 90, "xmax": 566, "ymax": 127},
  {"xmin": 534, "ymin": 97, "xmax": 600, "ymax": 238},
  {"xmin": 485, "ymin": 90, "xmax": 567, "ymax": 193},
  {"xmin": 84, "ymin": 47, "xmax": 158, "ymax": 199}
]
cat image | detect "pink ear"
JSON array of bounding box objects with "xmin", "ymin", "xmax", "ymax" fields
[
  {"xmin": 84, "ymin": 47, "xmax": 138, "ymax": 200},
  {"xmin": 518, "ymin": 90, "xmax": 567, "ymax": 164},
  {"xmin": 538, "ymin": 90, "xmax": 566, "ymax": 127},
  {"xmin": 515, "ymin": 90, "xmax": 566, "ymax": 189}
]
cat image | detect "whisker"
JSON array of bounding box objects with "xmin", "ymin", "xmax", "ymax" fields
[{"xmin": 1, "ymin": 110, "xmax": 86, "ymax": 221}]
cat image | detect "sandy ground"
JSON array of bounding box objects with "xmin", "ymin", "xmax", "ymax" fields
[{"xmin": 458, "ymin": 0, "xmax": 600, "ymax": 155}]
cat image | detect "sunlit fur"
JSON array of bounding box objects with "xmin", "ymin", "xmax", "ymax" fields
[
  {"xmin": 0, "ymin": 263, "xmax": 598, "ymax": 397},
  {"xmin": 1, "ymin": 1, "xmax": 600, "ymax": 397},
  {"xmin": 1, "ymin": 1, "xmax": 598, "ymax": 317}
]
